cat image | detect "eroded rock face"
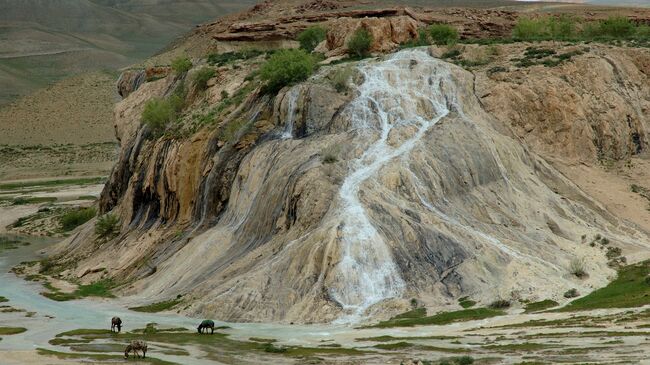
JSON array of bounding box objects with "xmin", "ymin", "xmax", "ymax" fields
[
  {"xmin": 318, "ymin": 16, "xmax": 418, "ymax": 57},
  {"xmin": 53, "ymin": 46, "xmax": 650, "ymax": 324}
]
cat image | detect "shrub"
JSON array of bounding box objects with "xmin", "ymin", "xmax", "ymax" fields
[
  {"xmin": 347, "ymin": 28, "xmax": 373, "ymax": 58},
  {"xmin": 564, "ymin": 288, "xmax": 580, "ymax": 298},
  {"xmin": 427, "ymin": 24, "xmax": 459, "ymax": 45},
  {"xmin": 192, "ymin": 67, "xmax": 216, "ymax": 91},
  {"xmin": 95, "ymin": 214, "xmax": 120, "ymax": 239},
  {"xmin": 298, "ymin": 26, "xmax": 327, "ymax": 52},
  {"xmin": 330, "ymin": 66, "xmax": 354, "ymax": 93},
  {"xmin": 260, "ymin": 49, "xmax": 316, "ymax": 93},
  {"xmin": 513, "ymin": 17, "xmax": 547, "ymax": 41},
  {"xmin": 457, "ymin": 356, "xmax": 474, "ymax": 365},
  {"xmin": 599, "ymin": 16, "xmax": 636, "ymax": 38},
  {"xmin": 60, "ymin": 207, "xmax": 96, "ymax": 232},
  {"xmin": 547, "ymin": 15, "xmax": 576, "ymax": 40},
  {"xmin": 569, "ymin": 258, "xmax": 588, "ymax": 278},
  {"xmin": 171, "ymin": 56, "xmax": 192, "ymax": 74},
  {"xmin": 489, "ymin": 299, "xmax": 510, "ymax": 309},
  {"xmin": 141, "ymin": 97, "xmax": 183, "ymax": 134}
]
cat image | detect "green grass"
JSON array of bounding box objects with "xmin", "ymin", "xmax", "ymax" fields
[
  {"xmin": 42, "ymin": 279, "xmax": 115, "ymax": 301},
  {"xmin": 59, "ymin": 207, "xmax": 96, "ymax": 231},
  {"xmin": 483, "ymin": 342, "xmax": 557, "ymax": 352},
  {"xmin": 459, "ymin": 297, "xmax": 476, "ymax": 309},
  {"xmin": 365, "ymin": 307, "xmax": 505, "ymax": 328},
  {"xmin": 0, "ymin": 327, "xmax": 27, "ymax": 335},
  {"xmin": 373, "ymin": 341, "xmax": 469, "ymax": 353},
  {"xmin": 37, "ymin": 348, "xmax": 176, "ymax": 365},
  {"xmin": 524, "ymin": 300, "xmax": 559, "ymax": 313},
  {"xmin": 557, "ymin": 260, "xmax": 650, "ymax": 311},
  {"xmin": 355, "ymin": 335, "xmax": 459, "ymax": 342},
  {"xmin": 0, "ymin": 177, "xmax": 105, "ymax": 191},
  {"xmin": 0, "ymin": 296, "xmax": 7, "ymax": 302},
  {"xmin": 391, "ymin": 307, "xmax": 426, "ymax": 320},
  {"xmin": 129, "ymin": 299, "xmax": 181, "ymax": 312}
]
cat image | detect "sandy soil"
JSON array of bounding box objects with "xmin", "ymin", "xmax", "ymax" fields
[
  {"xmin": 553, "ymin": 157, "xmax": 650, "ymax": 261},
  {"xmin": 0, "ymin": 205, "xmax": 39, "ymax": 233}
]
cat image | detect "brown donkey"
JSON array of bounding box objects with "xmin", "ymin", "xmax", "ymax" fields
[{"xmin": 124, "ymin": 340, "xmax": 147, "ymax": 358}]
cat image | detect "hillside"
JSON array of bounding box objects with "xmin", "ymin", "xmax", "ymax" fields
[
  {"xmin": 31, "ymin": 0, "xmax": 649, "ymax": 325},
  {"xmin": 0, "ymin": 0, "xmax": 258, "ymax": 106}
]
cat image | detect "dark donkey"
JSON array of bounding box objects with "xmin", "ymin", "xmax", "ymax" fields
[
  {"xmin": 111, "ymin": 316, "xmax": 122, "ymax": 333},
  {"xmin": 197, "ymin": 319, "xmax": 215, "ymax": 334}
]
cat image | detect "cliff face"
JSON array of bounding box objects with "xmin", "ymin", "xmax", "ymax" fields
[{"xmin": 49, "ymin": 38, "xmax": 650, "ymax": 323}]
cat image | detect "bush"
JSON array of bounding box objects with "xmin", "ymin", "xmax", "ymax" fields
[
  {"xmin": 95, "ymin": 214, "xmax": 120, "ymax": 239},
  {"xmin": 347, "ymin": 28, "xmax": 373, "ymax": 58},
  {"xmin": 569, "ymin": 258, "xmax": 588, "ymax": 278},
  {"xmin": 260, "ymin": 49, "xmax": 316, "ymax": 93},
  {"xmin": 489, "ymin": 299, "xmax": 510, "ymax": 309},
  {"xmin": 513, "ymin": 17, "xmax": 548, "ymax": 40},
  {"xmin": 547, "ymin": 15, "xmax": 577, "ymax": 40},
  {"xmin": 564, "ymin": 288, "xmax": 580, "ymax": 298},
  {"xmin": 427, "ymin": 24, "xmax": 459, "ymax": 45},
  {"xmin": 141, "ymin": 98, "xmax": 182, "ymax": 134},
  {"xmin": 599, "ymin": 16, "xmax": 636, "ymax": 38},
  {"xmin": 330, "ymin": 66, "xmax": 354, "ymax": 93},
  {"xmin": 457, "ymin": 356, "xmax": 474, "ymax": 365},
  {"xmin": 60, "ymin": 207, "xmax": 96, "ymax": 232},
  {"xmin": 297, "ymin": 26, "xmax": 327, "ymax": 52},
  {"xmin": 171, "ymin": 56, "xmax": 192, "ymax": 74},
  {"xmin": 192, "ymin": 67, "xmax": 216, "ymax": 91}
]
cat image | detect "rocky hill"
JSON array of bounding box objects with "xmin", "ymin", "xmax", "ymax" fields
[{"xmin": 43, "ymin": 0, "xmax": 650, "ymax": 324}]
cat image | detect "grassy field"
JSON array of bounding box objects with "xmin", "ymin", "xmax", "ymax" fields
[
  {"xmin": 558, "ymin": 260, "xmax": 650, "ymax": 311},
  {"xmin": 365, "ymin": 307, "xmax": 505, "ymax": 328}
]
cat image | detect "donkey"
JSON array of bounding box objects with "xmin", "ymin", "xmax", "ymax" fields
[
  {"xmin": 197, "ymin": 319, "xmax": 215, "ymax": 334},
  {"xmin": 111, "ymin": 317, "xmax": 122, "ymax": 333},
  {"xmin": 124, "ymin": 340, "xmax": 147, "ymax": 358}
]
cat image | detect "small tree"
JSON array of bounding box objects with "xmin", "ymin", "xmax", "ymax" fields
[
  {"xmin": 297, "ymin": 26, "xmax": 327, "ymax": 52},
  {"xmin": 427, "ymin": 24, "xmax": 459, "ymax": 45},
  {"xmin": 192, "ymin": 67, "xmax": 216, "ymax": 90},
  {"xmin": 260, "ymin": 49, "xmax": 315, "ymax": 93},
  {"xmin": 95, "ymin": 214, "xmax": 120, "ymax": 239},
  {"xmin": 171, "ymin": 56, "xmax": 192, "ymax": 74},
  {"xmin": 347, "ymin": 28, "xmax": 373, "ymax": 58}
]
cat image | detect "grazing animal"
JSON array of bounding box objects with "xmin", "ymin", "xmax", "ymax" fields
[
  {"xmin": 124, "ymin": 340, "xmax": 147, "ymax": 358},
  {"xmin": 111, "ymin": 316, "xmax": 122, "ymax": 333},
  {"xmin": 197, "ymin": 319, "xmax": 215, "ymax": 334}
]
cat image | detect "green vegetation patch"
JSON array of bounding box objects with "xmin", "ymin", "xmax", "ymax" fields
[
  {"xmin": 373, "ymin": 341, "xmax": 469, "ymax": 353},
  {"xmin": 558, "ymin": 260, "xmax": 650, "ymax": 311},
  {"xmin": 260, "ymin": 49, "xmax": 316, "ymax": 93},
  {"xmin": 171, "ymin": 56, "xmax": 192, "ymax": 74},
  {"xmin": 59, "ymin": 207, "xmax": 96, "ymax": 231},
  {"xmin": 37, "ymin": 348, "xmax": 175, "ymax": 365},
  {"xmin": 355, "ymin": 335, "xmax": 459, "ymax": 342},
  {"xmin": 347, "ymin": 28, "xmax": 373, "ymax": 58},
  {"xmin": 95, "ymin": 214, "xmax": 120, "ymax": 239},
  {"xmin": 459, "ymin": 297, "xmax": 476, "ymax": 309},
  {"xmin": 129, "ymin": 299, "xmax": 181, "ymax": 313},
  {"xmin": 483, "ymin": 342, "xmax": 557, "ymax": 352},
  {"xmin": 365, "ymin": 307, "xmax": 505, "ymax": 328},
  {"xmin": 0, "ymin": 327, "xmax": 27, "ymax": 335},
  {"xmin": 42, "ymin": 279, "xmax": 115, "ymax": 301},
  {"xmin": 391, "ymin": 307, "xmax": 426, "ymax": 320},
  {"xmin": 524, "ymin": 299, "xmax": 559, "ymax": 313},
  {"xmin": 0, "ymin": 296, "xmax": 7, "ymax": 302},
  {"xmin": 298, "ymin": 26, "xmax": 327, "ymax": 52},
  {"xmin": 192, "ymin": 67, "xmax": 216, "ymax": 91},
  {"xmin": 0, "ymin": 177, "xmax": 105, "ymax": 191}
]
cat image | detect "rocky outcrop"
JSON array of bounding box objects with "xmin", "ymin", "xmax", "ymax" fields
[
  {"xmin": 117, "ymin": 70, "xmax": 145, "ymax": 98},
  {"xmin": 52, "ymin": 45, "xmax": 650, "ymax": 324},
  {"xmin": 317, "ymin": 16, "xmax": 418, "ymax": 57}
]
